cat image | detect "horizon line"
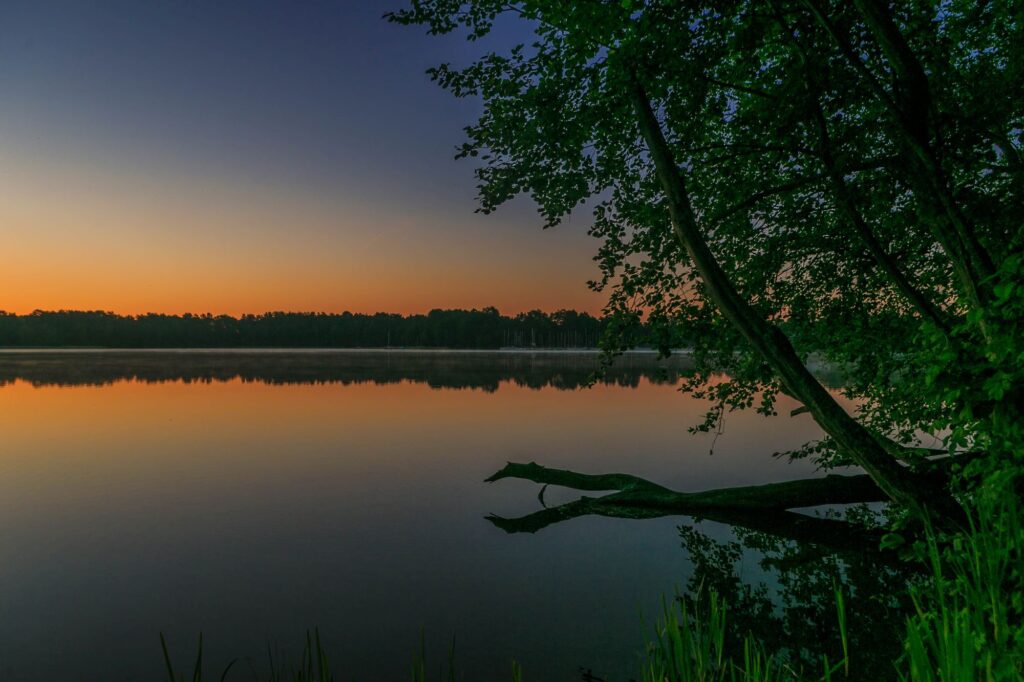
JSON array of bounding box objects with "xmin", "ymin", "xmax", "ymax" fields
[{"xmin": 0, "ymin": 306, "xmax": 608, "ymax": 318}]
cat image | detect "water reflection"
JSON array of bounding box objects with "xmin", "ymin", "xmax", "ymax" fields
[
  {"xmin": 482, "ymin": 457, "xmax": 908, "ymax": 680},
  {"xmin": 0, "ymin": 350, "xmax": 882, "ymax": 681},
  {"xmin": 676, "ymin": 519, "xmax": 913, "ymax": 681},
  {"xmin": 0, "ymin": 349, "xmax": 691, "ymax": 390}
]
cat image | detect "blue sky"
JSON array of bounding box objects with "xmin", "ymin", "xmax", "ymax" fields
[{"xmin": 0, "ymin": 1, "xmax": 602, "ymax": 314}]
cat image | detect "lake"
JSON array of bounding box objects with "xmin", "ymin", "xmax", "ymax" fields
[{"xmin": 0, "ymin": 350, "xmax": 841, "ymax": 681}]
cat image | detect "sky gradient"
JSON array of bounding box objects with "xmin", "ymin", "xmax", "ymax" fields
[{"xmin": 0, "ymin": 1, "xmax": 603, "ymax": 316}]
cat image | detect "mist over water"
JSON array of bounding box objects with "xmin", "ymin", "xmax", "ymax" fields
[{"xmin": 0, "ymin": 349, "xmax": 692, "ymax": 390}]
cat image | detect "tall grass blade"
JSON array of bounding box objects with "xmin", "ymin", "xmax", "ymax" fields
[
  {"xmin": 218, "ymin": 658, "xmax": 237, "ymax": 682},
  {"xmin": 192, "ymin": 632, "xmax": 203, "ymax": 682},
  {"xmin": 160, "ymin": 632, "xmax": 177, "ymax": 682}
]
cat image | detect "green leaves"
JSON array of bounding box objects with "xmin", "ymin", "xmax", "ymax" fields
[
  {"xmin": 397, "ymin": 0, "xmax": 1022, "ymax": 467},
  {"xmin": 880, "ymin": 532, "xmax": 906, "ymax": 551}
]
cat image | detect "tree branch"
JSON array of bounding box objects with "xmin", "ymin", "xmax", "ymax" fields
[
  {"xmin": 699, "ymin": 74, "xmax": 777, "ymax": 100},
  {"xmin": 796, "ymin": 41, "xmax": 952, "ymax": 334},
  {"xmin": 802, "ymin": 0, "xmax": 995, "ymax": 310},
  {"xmin": 850, "ymin": 0, "xmax": 996, "ymax": 293},
  {"xmin": 707, "ymin": 157, "xmax": 893, "ymax": 226},
  {"xmin": 485, "ymin": 461, "xmax": 890, "ymax": 553},
  {"xmin": 485, "ymin": 460, "xmax": 670, "ymax": 492},
  {"xmin": 487, "ymin": 460, "xmax": 886, "ymax": 510}
]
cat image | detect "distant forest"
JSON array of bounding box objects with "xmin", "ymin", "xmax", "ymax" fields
[{"xmin": 0, "ymin": 308, "xmax": 613, "ymax": 348}]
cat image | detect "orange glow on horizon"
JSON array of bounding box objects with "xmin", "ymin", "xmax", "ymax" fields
[
  {"xmin": 0, "ymin": 139, "xmax": 605, "ymax": 318},
  {"xmin": 0, "ymin": 292, "xmax": 606, "ymax": 319}
]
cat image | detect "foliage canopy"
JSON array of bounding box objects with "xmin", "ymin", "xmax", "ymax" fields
[{"xmin": 391, "ymin": 0, "xmax": 1023, "ymax": 509}]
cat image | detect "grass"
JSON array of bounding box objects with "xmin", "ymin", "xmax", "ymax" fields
[
  {"xmin": 900, "ymin": 491, "xmax": 1023, "ymax": 681},
  {"xmin": 638, "ymin": 586, "xmax": 848, "ymax": 682},
  {"xmin": 159, "ymin": 629, "xmax": 520, "ymax": 682},
  {"xmin": 639, "ymin": 488, "xmax": 1023, "ymax": 682}
]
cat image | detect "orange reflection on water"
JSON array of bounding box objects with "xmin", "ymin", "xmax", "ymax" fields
[
  {"xmin": 0, "ymin": 371, "xmax": 840, "ymax": 681},
  {"xmin": 0, "ymin": 375, "xmax": 830, "ymax": 509}
]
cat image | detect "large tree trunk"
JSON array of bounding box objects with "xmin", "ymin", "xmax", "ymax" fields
[{"xmin": 625, "ymin": 74, "xmax": 957, "ymax": 519}]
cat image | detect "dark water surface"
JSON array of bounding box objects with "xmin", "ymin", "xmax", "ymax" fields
[{"xmin": 0, "ymin": 350, "xmax": 834, "ymax": 681}]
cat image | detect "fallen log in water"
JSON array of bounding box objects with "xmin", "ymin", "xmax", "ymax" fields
[{"xmin": 484, "ymin": 461, "xmax": 892, "ymax": 552}]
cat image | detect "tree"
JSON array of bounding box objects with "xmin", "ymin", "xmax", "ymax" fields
[
  {"xmin": 0, "ymin": 308, "xmax": 609, "ymax": 349},
  {"xmin": 389, "ymin": 0, "xmax": 1023, "ymax": 519}
]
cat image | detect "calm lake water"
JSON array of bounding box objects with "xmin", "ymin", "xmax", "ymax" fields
[{"xmin": 0, "ymin": 350, "xmax": 836, "ymax": 681}]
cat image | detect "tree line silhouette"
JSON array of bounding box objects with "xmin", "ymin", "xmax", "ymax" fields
[{"xmin": 0, "ymin": 308, "xmax": 612, "ymax": 348}]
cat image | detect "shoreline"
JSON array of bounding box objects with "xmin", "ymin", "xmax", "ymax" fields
[{"xmin": 0, "ymin": 347, "xmax": 688, "ymax": 354}]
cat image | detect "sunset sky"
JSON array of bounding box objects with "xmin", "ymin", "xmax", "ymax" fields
[{"xmin": 0, "ymin": 1, "xmax": 603, "ymax": 316}]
